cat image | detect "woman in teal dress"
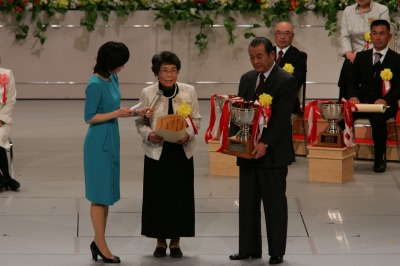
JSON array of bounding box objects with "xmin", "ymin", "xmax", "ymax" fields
[{"xmin": 84, "ymin": 41, "xmax": 150, "ymax": 264}]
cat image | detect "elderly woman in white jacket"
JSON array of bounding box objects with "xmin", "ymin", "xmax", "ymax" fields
[
  {"xmin": 0, "ymin": 67, "xmax": 20, "ymax": 191},
  {"xmin": 135, "ymin": 51, "xmax": 201, "ymax": 259}
]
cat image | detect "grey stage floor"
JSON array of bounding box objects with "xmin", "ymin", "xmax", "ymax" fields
[{"xmin": 1, "ymin": 100, "xmax": 400, "ymax": 266}]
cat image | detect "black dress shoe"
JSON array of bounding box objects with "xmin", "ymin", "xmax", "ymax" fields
[
  {"xmin": 269, "ymin": 255, "xmax": 284, "ymax": 264},
  {"xmin": 229, "ymin": 253, "xmax": 262, "ymax": 260},
  {"xmin": 373, "ymin": 158, "xmax": 386, "ymax": 173},
  {"xmin": 6, "ymin": 178, "xmax": 20, "ymax": 191},
  {"xmin": 169, "ymin": 247, "xmax": 183, "ymax": 258},
  {"xmin": 153, "ymin": 247, "xmax": 166, "ymax": 258}
]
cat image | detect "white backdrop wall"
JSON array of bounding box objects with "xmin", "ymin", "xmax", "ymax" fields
[{"xmin": 0, "ymin": 11, "xmax": 398, "ymax": 100}]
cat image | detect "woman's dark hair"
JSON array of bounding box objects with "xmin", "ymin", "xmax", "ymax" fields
[
  {"xmin": 151, "ymin": 51, "xmax": 181, "ymax": 76},
  {"xmin": 249, "ymin": 37, "xmax": 274, "ymax": 55},
  {"xmin": 94, "ymin": 41, "xmax": 130, "ymax": 78}
]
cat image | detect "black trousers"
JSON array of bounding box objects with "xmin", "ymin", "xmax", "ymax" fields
[{"xmin": 238, "ymin": 166, "xmax": 288, "ymax": 256}]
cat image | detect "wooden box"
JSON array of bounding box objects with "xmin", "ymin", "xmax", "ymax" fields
[
  {"xmin": 307, "ymin": 146, "xmax": 355, "ymax": 183},
  {"xmin": 208, "ymin": 140, "xmax": 239, "ymax": 177}
]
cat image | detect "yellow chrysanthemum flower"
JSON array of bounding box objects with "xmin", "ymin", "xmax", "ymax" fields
[
  {"xmin": 58, "ymin": 0, "xmax": 69, "ymax": 8},
  {"xmin": 380, "ymin": 68, "xmax": 393, "ymax": 81},
  {"xmin": 177, "ymin": 103, "xmax": 192, "ymax": 118},
  {"xmin": 283, "ymin": 63, "xmax": 294, "ymax": 74},
  {"xmin": 261, "ymin": 3, "xmax": 269, "ymax": 11},
  {"xmin": 364, "ymin": 32, "xmax": 371, "ymax": 43},
  {"xmin": 259, "ymin": 93, "xmax": 273, "ymax": 107}
]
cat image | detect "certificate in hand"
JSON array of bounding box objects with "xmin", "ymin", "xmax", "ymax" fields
[{"xmin": 155, "ymin": 114, "xmax": 187, "ymax": 143}]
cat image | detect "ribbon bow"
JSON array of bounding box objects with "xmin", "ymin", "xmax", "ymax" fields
[
  {"xmin": 205, "ymin": 94, "xmax": 220, "ymax": 143},
  {"xmin": 342, "ymin": 98, "xmax": 358, "ymax": 148},
  {"xmin": 307, "ymin": 100, "xmax": 328, "ymax": 145},
  {"xmin": 215, "ymin": 96, "xmax": 243, "ymax": 152},
  {"xmin": 251, "ymin": 100, "xmax": 272, "ymax": 146}
]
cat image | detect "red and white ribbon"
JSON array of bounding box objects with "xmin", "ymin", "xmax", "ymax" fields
[
  {"xmin": 204, "ymin": 94, "xmax": 219, "ymax": 143},
  {"xmin": 205, "ymin": 94, "xmax": 243, "ymax": 143},
  {"xmin": 216, "ymin": 96, "xmax": 243, "ymax": 152},
  {"xmin": 307, "ymin": 100, "xmax": 323, "ymax": 145},
  {"xmin": 342, "ymin": 98, "xmax": 358, "ymax": 148},
  {"xmin": 382, "ymin": 80, "xmax": 391, "ymax": 97},
  {"xmin": 0, "ymin": 73, "xmax": 9, "ymax": 104},
  {"xmin": 251, "ymin": 100, "xmax": 272, "ymax": 146},
  {"xmin": 186, "ymin": 116, "xmax": 198, "ymax": 135}
]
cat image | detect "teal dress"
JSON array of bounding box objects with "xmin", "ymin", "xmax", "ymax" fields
[{"xmin": 84, "ymin": 74, "xmax": 121, "ymax": 205}]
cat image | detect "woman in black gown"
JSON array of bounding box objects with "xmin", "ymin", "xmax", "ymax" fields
[{"xmin": 135, "ymin": 51, "xmax": 201, "ymax": 258}]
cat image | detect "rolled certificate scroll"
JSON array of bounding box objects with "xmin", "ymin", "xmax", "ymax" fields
[{"xmin": 354, "ymin": 104, "xmax": 389, "ymax": 113}]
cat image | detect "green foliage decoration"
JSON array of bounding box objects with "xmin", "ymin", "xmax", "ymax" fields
[{"xmin": 0, "ymin": 0, "xmax": 398, "ymax": 53}]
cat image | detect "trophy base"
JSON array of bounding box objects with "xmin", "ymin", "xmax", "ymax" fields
[
  {"xmin": 222, "ymin": 136, "xmax": 255, "ymax": 159},
  {"xmin": 316, "ymin": 132, "xmax": 345, "ymax": 148}
]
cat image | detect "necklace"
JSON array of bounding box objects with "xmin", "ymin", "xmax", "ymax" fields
[{"xmin": 160, "ymin": 83, "xmax": 178, "ymax": 99}]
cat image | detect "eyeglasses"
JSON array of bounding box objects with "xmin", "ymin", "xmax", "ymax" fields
[
  {"xmin": 274, "ymin": 31, "xmax": 293, "ymax": 37},
  {"xmin": 160, "ymin": 69, "xmax": 178, "ymax": 75}
]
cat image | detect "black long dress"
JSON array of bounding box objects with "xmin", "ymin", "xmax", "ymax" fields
[{"xmin": 141, "ymin": 85, "xmax": 195, "ymax": 239}]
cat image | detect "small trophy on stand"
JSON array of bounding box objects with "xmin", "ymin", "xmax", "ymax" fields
[
  {"xmin": 222, "ymin": 101, "xmax": 258, "ymax": 158},
  {"xmin": 317, "ymin": 101, "xmax": 345, "ymax": 147}
]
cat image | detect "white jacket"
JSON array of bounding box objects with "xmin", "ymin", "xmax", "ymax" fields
[
  {"xmin": 135, "ymin": 82, "xmax": 201, "ymax": 160},
  {"xmin": 0, "ymin": 68, "xmax": 17, "ymax": 150}
]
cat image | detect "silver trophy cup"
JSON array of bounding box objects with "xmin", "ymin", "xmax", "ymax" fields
[
  {"xmin": 318, "ymin": 101, "xmax": 344, "ymax": 134},
  {"xmin": 231, "ymin": 101, "xmax": 258, "ymax": 141},
  {"xmin": 317, "ymin": 101, "xmax": 345, "ymax": 147}
]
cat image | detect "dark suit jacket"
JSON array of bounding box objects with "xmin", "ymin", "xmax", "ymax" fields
[
  {"xmin": 274, "ymin": 46, "xmax": 307, "ymax": 114},
  {"xmin": 232, "ymin": 64, "xmax": 297, "ymax": 168},
  {"xmin": 347, "ymin": 48, "xmax": 400, "ymax": 117}
]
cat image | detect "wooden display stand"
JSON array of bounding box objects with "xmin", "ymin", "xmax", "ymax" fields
[
  {"xmin": 208, "ymin": 140, "xmax": 239, "ymax": 177},
  {"xmin": 307, "ymin": 145, "xmax": 355, "ymax": 183}
]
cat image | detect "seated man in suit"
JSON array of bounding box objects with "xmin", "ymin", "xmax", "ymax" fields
[
  {"xmin": 347, "ymin": 19, "xmax": 400, "ymax": 173},
  {"xmin": 273, "ymin": 21, "xmax": 307, "ymax": 116}
]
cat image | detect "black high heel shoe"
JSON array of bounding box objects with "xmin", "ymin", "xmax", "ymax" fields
[{"xmin": 90, "ymin": 241, "xmax": 121, "ymax": 263}]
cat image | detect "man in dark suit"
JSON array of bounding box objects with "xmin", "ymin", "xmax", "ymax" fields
[
  {"xmin": 228, "ymin": 37, "xmax": 297, "ymax": 265},
  {"xmin": 274, "ymin": 21, "xmax": 307, "ymax": 115},
  {"xmin": 347, "ymin": 19, "xmax": 400, "ymax": 173}
]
